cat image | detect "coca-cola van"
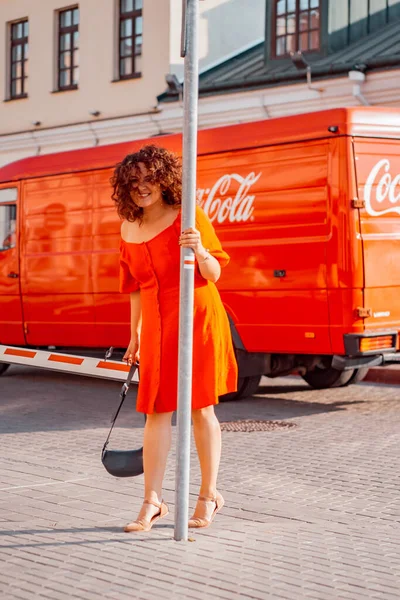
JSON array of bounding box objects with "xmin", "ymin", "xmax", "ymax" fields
[{"xmin": 0, "ymin": 107, "xmax": 400, "ymax": 397}]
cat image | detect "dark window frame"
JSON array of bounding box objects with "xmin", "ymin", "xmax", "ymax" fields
[
  {"xmin": 118, "ymin": 0, "xmax": 143, "ymax": 81},
  {"xmin": 58, "ymin": 6, "xmax": 79, "ymax": 91},
  {"xmin": 9, "ymin": 19, "xmax": 29, "ymax": 100},
  {"xmin": 271, "ymin": 0, "xmax": 322, "ymax": 59},
  {"xmin": 348, "ymin": 0, "xmax": 392, "ymax": 44}
]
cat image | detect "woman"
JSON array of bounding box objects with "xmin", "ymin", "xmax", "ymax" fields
[{"xmin": 112, "ymin": 145, "xmax": 238, "ymax": 532}]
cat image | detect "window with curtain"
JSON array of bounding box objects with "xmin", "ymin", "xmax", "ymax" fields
[
  {"xmin": 119, "ymin": 0, "xmax": 143, "ymax": 79},
  {"xmin": 273, "ymin": 0, "xmax": 321, "ymax": 58},
  {"xmin": 9, "ymin": 19, "xmax": 28, "ymax": 99}
]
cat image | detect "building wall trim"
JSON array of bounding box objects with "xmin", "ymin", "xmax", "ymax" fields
[{"xmin": 0, "ymin": 68, "xmax": 399, "ymax": 167}]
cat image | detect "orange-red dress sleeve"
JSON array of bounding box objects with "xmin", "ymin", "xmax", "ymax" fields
[
  {"xmin": 119, "ymin": 242, "xmax": 140, "ymax": 293},
  {"xmin": 195, "ymin": 205, "xmax": 230, "ymax": 268}
]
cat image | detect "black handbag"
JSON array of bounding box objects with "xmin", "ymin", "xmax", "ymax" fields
[{"xmin": 101, "ymin": 362, "xmax": 144, "ymax": 478}]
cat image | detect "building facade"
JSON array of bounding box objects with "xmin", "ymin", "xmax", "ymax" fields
[
  {"xmin": 0, "ymin": 0, "xmax": 170, "ymax": 165},
  {"xmin": 161, "ymin": 0, "xmax": 400, "ymax": 128},
  {"xmin": 169, "ymin": 0, "xmax": 265, "ymax": 78},
  {"xmin": 0, "ymin": 0, "xmax": 400, "ymax": 168}
]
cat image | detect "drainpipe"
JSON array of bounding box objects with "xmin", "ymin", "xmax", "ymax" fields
[
  {"xmin": 30, "ymin": 121, "xmax": 42, "ymax": 155},
  {"xmin": 348, "ymin": 69, "xmax": 370, "ymax": 106}
]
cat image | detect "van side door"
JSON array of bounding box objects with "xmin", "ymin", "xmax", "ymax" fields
[
  {"xmin": 197, "ymin": 140, "xmax": 331, "ymax": 355},
  {"xmin": 0, "ymin": 185, "xmax": 25, "ymax": 345},
  {"xmin": 22, "ymin": 173, "xmax": 95, "ymax": 347}
]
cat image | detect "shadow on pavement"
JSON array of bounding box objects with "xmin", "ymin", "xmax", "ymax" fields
[
  {"xmin": 216, "ymin": 394, "xmax": 364, "ymax": 423},
  {"xmin": 0, "ymin": 535, "xmax": 174, "ymax": 550},
  {"xmin": 257, "ymin": 383, "xmax": 312, "ymax": 394},
  {"xmin": 0, "ymin": 523, "xmax": 175, "ymax": 549},
  {"xmin": 0, "ymin": 365, "xmax": 143, "ymax": 434},
  {"xmin": 0, "ymin": 365, "xmax": 365, "ymax": 434}
]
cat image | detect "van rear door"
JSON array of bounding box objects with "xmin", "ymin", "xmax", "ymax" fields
[
  {"xmin": 355, "ymin": 138, "xmax": 400, "ymax": 332},
  {"xmin": 0, "ymin": 185, "xmax": 25, "ymax": 345}
]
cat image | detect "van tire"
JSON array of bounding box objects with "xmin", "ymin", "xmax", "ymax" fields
[
  {"xmin": 0, "ymin": 363, "xmax": 10, "ymax": 376},
  {"xmin": 219, "ymin": 375, "xmax": 262, "ymax": 402},
  {"xmin": 347, "ymin": 368, "xmax": 369, "ymax": 384},
  {"xmin": 301, "ymin": 363, "xmax": 355, "ymax": 389}
]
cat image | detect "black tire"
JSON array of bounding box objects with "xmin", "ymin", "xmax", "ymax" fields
[
  {"xmin": 0, "ymin": 363, "xmax": 10, "ymax": 376},
  {"xmin": 301, "ymin": 357, "xmax": 355, "ymax": 389},
  {"xmin": 219, "ymin": 375, "xmax": 262, "ymax": 402},
  {"xmin": 347, "ymin": 367, "xmax": 369, "ymax": 385}
]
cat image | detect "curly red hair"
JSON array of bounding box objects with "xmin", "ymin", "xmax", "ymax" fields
[{"xmin": 111, "ymin": 145, "xmax": 182, "ymax": 222}]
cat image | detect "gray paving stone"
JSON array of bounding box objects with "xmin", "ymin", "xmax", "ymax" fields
[{"xmin": 1, "ymin": 367, "xmax": 400, "ymax": 600}]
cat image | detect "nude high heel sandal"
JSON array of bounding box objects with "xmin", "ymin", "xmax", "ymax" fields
[
  {"xmin": 124, "ymin": 499, "xmax": 169, "ymax": 532},
  {"xmin": 188, "ymin": 492, "xmax": 224, "ymax": 529}
]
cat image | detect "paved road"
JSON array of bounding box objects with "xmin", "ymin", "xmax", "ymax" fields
[{"xmin": 0, "ymin": 365, "xmax": 399, "ymax": 600}]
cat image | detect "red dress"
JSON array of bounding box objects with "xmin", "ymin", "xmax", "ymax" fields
[{"xmin": 119, "ymin": 206, "xmax": 238, "ymax": 414}]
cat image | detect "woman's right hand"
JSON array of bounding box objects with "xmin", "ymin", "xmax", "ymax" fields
[{"xmin": 123, "ymin": 337, "xmax": 139, "ymax": 366}]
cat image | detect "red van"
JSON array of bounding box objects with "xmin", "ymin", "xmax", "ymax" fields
[{"xmin": 1, "ymin": 107, "xmax": 400, "ymax": 397}]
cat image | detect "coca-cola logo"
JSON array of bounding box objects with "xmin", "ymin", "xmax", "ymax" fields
[
  {"xmin": 364, "ymin": 159, "xmax": 400, "ymax": 216},
  {"xmin": 197, "ymin": 172, "xmax": 261, "ymax": 223}
]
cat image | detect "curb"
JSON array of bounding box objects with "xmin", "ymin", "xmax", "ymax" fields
[{"xmin": 364, "ymin": 366, "xmax": 400, "ymax": 385}]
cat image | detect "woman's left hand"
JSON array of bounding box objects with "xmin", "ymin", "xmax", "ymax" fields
[{"xmin": 179, "ymin": 227, "xmax": 207, "ymax": 258}]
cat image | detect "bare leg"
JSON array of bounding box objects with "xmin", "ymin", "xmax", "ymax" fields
[
  {"xmin": 131, "ymin": 411, "xmax": 173, "ymax": 524},
  {"xmin": 191, "ymin": 405, "xmax": 222, "ymax": 521}
]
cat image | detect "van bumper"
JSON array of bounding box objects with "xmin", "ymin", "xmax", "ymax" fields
[{"xmin": 332, "ymin": 352, "xmax": 400, "ymax": 371}]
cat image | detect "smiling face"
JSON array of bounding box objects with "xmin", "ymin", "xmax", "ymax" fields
[
  {"xmin": 129, "ymin": 162, "xmax": 163, "ymax": 209},
  {"xmin": 111, "ymin": 145, "xmax": 182, "ymax": 223}
]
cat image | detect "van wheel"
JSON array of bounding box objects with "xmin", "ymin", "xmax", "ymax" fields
[
  {"xmin": 301, "ymin": 358, "xmax": 355, "ymax": 389},
  {"xmin": 347, "ymin": 368, "xmax": 369, "ymax": 384},
  {"xmin": 219, "ymin": 375, "xmax": 262, "ymax": 402},
  {"xmin": 0, "ymin": 363, "xmax": 10, "ymax": 376}
]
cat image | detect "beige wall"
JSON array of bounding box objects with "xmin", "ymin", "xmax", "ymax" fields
[{"xmin": 0, "ymin": 0, "xmax": 170, "ymax": 135}]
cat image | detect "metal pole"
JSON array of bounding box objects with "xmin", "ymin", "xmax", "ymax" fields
[{"xmin": 174, "ymin": 0, "xmax": 200, "ymax": 542}]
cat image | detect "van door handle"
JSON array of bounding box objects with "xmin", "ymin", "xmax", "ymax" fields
[
  {"xmin": 7, "ymin": 271, "xmax": 19, "ymax": 278},
  {"xmin": 274, "ymin": 270, "xmax": 286, "ymax": 278}
]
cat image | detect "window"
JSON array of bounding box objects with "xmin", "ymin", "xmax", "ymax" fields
[
  {"xmin": 350, "ymin": 0, "xmax": 394, "ymax": 40},
  {"xmin": 9, "ymin": 19, "xmax": 28, "ymax": 99},
  {"xmin": 0, "ymin": 189, "xmax": 17, "ymax": 252},
  {"xmin": 58, "ymin": 6, "xmax": 79, "ymax": 90},
  {"xmin": 273, "ymin": 0, "xmax": 320, "ymax": 57},
  {"xmin": 119, "ymin": 0, "xmax": 143, "ymax": 79}
]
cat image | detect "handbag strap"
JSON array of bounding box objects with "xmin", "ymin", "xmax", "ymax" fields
[{"xmin": 102, "ymin": 362, "xmax": 139, "ymax": 453}]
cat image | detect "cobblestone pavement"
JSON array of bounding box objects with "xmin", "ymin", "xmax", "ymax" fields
[{"xmin": 1, "ymin": 365, "xmax": 400, "ymax": 600}]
